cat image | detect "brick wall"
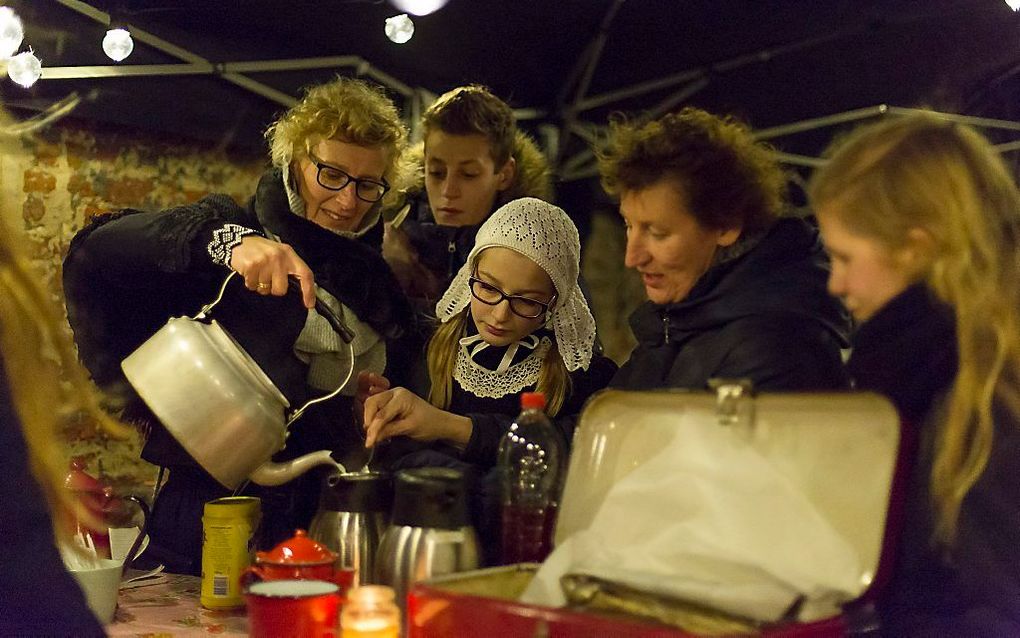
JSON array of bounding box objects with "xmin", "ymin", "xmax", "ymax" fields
[{"xmin": 0, "ymin": 117, "xmax": 265, "ymax": 494}]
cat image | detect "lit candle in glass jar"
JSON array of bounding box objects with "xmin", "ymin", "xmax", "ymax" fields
[{"xmin": 341, "ymin": 585, "xmax": 400, "ymax": 638}]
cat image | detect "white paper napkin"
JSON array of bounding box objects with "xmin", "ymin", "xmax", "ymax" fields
[{"xmin": 521, "ymin": 412, "xmax": 862, "ymax": 623}]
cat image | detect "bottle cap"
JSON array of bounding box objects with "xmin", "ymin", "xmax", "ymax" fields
[{"xmin": 521, "ymin": 392, "xmax": 546, "ymax": 410}]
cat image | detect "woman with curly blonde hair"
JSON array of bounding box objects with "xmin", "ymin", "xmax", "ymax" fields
[
  {"xmin": 809, "ymin": 111, "xmax": 1020, "ymax": 634},
  {"xmin": 1, "ymin": 207, "xmax": 127, "ymax": 632},
  {"xmin": 63, "ymin": 76, "xmax": 420, "ymax": 574}
]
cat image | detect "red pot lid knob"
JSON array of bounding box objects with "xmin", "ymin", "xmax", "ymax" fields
[{"xmin": 256, "ymin": 529, "xmax": 336, "ymax": 565}]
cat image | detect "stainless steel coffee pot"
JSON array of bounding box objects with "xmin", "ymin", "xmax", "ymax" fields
[
  {"xmin": 308, "ymin": 470, "xmax": 392, "ymax": 586},
  {"xmin": 375, "ymin": 468, "xmax": 479, "ymax": 606}
]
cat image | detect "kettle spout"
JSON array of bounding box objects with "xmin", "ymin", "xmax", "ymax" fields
[{"xmin": 248, "ymin": 450, "xmax": 345, "ymax": 487}]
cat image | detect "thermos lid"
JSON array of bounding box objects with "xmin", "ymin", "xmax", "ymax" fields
[
  {"xmin": 391, "ymin": 467, "xmax": 469, "ymax": 530},
  {"xmin": 319, "ymin": 470, "xmax": 393, "ymax": 514}
]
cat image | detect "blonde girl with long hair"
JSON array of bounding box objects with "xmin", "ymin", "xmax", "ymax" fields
[
  {"xmin": 808, "ymin": 111, "xmax": 1020, "ymax": 634},
  {"xmin": 1, "ymin": 211, "xmax": 128, "ymax": 632}
]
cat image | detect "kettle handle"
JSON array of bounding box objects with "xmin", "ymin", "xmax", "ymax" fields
[
  {"xmin": 286, "ymin": 339, "xmax": 354, "ymax": 427},
  {"xmin": 193, "ymin": 272, "xmax": 355, "ymax": 344},
  {"xmin": 194, "ymin": 271, "xmax": 357, "ymax": 427}
]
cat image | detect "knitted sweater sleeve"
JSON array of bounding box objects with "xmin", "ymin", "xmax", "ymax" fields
[
  {"xmin": 65, "ymin": 194, "xmax": 252, "ymax": 283},
  {"xmin": 62, "ymin": 195, "xmax": 254, "ymax": 387}
]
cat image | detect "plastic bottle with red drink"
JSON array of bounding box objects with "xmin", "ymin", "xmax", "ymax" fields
[{"xmin": 497, "ymin": 391, "xmax": 565, "ymax": 564}]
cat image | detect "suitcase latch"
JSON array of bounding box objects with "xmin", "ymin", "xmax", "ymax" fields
[{"xmin": 709, "ymin": 378, "xmax": 755, "ymax": 431}]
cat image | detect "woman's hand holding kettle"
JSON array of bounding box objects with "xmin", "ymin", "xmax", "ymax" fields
[{"xmin": 230, "ymin": 235, "xmax": 316, "ymax": 309}]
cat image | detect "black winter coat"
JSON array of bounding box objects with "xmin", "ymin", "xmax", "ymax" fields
[
  {"xmin": 611, "ymin": 218, "xmax": 850, "ymax": 392},
  {"xmin": 63, "ymin": 169, "xmax": 418, "ymax": 573},
  {"xmin": 852, "ymin": 285, "xmax": 1020, "ymax": 636}
]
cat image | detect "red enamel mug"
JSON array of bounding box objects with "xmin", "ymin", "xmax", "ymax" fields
[{"xmin": 245, "ymin": 579, "xmax": 340, "ymax": 638}]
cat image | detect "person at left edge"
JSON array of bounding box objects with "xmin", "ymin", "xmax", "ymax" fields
[{"xmin": 62, "ymin": 77, "xmax": 419, "ymax": 575}]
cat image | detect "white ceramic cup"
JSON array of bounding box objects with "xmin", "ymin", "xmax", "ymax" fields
[{"xmin": 69, "ymin": 558, "xmax": 122, "ymax": 624}]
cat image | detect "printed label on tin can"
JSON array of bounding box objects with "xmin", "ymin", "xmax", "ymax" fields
[{"xmin": 200, "ymin": 496, "xmax": 260, "ymax": 609}]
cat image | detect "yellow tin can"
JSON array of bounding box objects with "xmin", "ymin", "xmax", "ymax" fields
[{"xmin": 200, "ymin": 496, "xmax": 261, "ymax": 609}]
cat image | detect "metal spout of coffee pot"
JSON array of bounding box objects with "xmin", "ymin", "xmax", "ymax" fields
[{"xmin": 248, "ymin": 450, "xmax": 345, "ymax": 487}]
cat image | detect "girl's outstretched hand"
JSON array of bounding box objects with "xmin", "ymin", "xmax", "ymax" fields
[{"xmin": 363, "ymin": 387, "xmax": 471, "ymax": 449}]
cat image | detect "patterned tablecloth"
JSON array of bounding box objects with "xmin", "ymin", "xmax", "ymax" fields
[{"xmin": 107, "ymin": 573, "xmax": 248, "ymax": 637}]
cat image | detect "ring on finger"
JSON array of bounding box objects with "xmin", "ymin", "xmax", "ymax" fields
[{"xmin": 257, "ymin": 282, "xmax": 270, "ymax": 290}]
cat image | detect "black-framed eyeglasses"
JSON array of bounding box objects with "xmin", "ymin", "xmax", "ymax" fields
[
  {"xmin": 308, "ymin": 152, "xmax": 390, "ymax": 203},
  {"xmin": 468, "ymin": 276, "xmax": 556, "ymax": 319}
]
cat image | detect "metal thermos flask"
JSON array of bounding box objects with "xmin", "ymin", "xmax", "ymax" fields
[
  {"xmin": 308, "ymin": 470, "xmax": 392, "ymax": 586},
  {"xmin": 375, "ymin": 467, "xmax": 480, "ymax": 606}
]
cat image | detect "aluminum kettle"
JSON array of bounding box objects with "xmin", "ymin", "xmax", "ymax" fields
[{"xmin": 121, "ymin": 272, "xmax": 354, "ymax": 490}]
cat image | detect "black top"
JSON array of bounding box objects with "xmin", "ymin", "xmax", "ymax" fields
[
  {"xmin": 611, "ymin": 218, "xmax": 850, "ymax": 392},
  {"xmin": 0, "ymin": 354, "xmax": 105, "ymax": 637},
  {"xmin": 400, "ymin": 198, "xmax": 480, "ymax": 305},
  {"xmin": 452, "ymin": 354, "xmax": 618, "ymax": 468},
  {"xmin": 852, "ymin": 285, "xmax": 1020, "ymax": 635},
  {"xmin": 847, "ymin": 284, "xmax": 957, "ymax": 426}
]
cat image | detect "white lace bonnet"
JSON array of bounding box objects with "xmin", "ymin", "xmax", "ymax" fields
[{"xmin": 435, "ymin": 197, "xmax": 596, "ymax": 371}]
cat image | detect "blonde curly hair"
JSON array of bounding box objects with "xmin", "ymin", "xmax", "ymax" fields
[{"xmin": 266, "ymin": 76, "xmax": 413, "ymax": 208}]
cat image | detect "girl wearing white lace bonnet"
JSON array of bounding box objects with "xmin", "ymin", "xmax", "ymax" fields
[{"xmin": 361, "ymin": 197, "xmax": 616, "ymax": 468}]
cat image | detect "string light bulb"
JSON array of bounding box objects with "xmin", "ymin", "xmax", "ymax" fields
[
  {"xmin": 0, "ymin": 6, "xmax": 24, "ymax": 59},
  {"xmin": 384, "ymin": 14, "xmax": 414, "ymax": 44},
  {"xmin": 389, "ymin": 0, "xmax": 449, "ymax": 16},
  {"xmin": 7, "ymin": 49, "xmax": 41, "ymax": 88},
  {"xmin": 103, "ymin": 27, "xmax": 134, "ymax": 62}
]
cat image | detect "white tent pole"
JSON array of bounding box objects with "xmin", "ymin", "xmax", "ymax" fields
[{"xmin": 753, "ymin": 106, "xmax": 892, "ymax": 140}]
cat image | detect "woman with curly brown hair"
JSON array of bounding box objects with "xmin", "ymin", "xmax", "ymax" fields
[
  {"xmin": 63, "ymin": 76, "xmax": 419, "ymax": 574},
  {"xmin": 599, "ymin": 107, "xmax": 849, "ymax": 392}
]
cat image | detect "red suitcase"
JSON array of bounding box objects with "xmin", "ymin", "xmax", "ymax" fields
[{"xmin": 409, "ymin": 388, "xmax": 908, "ymax": 637}]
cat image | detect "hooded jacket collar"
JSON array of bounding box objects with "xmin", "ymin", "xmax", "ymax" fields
[{"xmin": 630, "ymin": 217, "xmax": 851, "ymax": 348}]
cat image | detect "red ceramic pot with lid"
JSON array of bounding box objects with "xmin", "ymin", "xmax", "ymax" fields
[{"xmin": 243, "ymin": 530, "xmax": 354, "ymax": 594}]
